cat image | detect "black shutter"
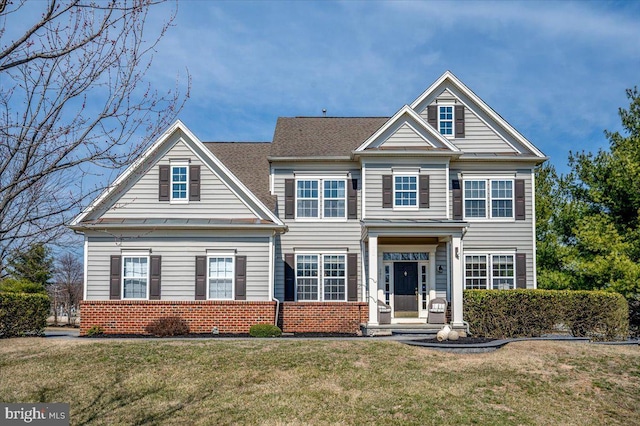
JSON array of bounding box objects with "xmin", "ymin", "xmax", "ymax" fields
[
  {"xmin": 516, "ymin": 253, "xmax": 527, "ymax": 289},
  {"xmin": 382, "ymin": 175, "xmax": 392, "ymax": 208},
  {"xmin": 284, "ymin": 253, "xmax": 295, "ymax": 301},
  {"xmin": 189, "ymin": 165, "xmax": 201, "ymax": 201},
  {"xmin": 419, "ymin": 175, "xmax": 430, "ymax": 208},
  {"xmin": 348, "ymin": 179, "xmax": 358, "ymax": 219},
  {"xmin": 159, "ymin": 165, "xmax": 170, "ymax": 201},
  {"xmin": 455, "ymin": 105, "xmax": 465, "ymax": 138},
  {"xmin": 452, "ymin": 179, "xmax": 462, "ymax": 220},
  {"xmin": 235, "ymin": 256, "xmax": 246, "ymax": 300},
  {"xmin": 109, "ymin": 255, "xmax": 121, "ymax": 300},
  {"xmin": 347, "ymin": 253, "xmax": 358, "ymax": 301},
  {"xmin": 285, "ymin": 179, "xmax": 295, "ymax": 219},
  {"xmin": 195, "ymin": 256, "xmax": 207, "ymax": 300},
  {"xmin": 515, "ymin": 179, "xmax": 525, "ymax": 220},
  {"xmin": 149, "ymin": 255, "xmax": 161, "ymax": 300},
  {"xmin": 427, "ymin": 105, "xmax": 438, "ymax": 130}
]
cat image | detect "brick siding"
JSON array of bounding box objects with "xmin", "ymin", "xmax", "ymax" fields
[{"xmin": 80, "ymin": 300, "xmax": 368, "ymax": 335}]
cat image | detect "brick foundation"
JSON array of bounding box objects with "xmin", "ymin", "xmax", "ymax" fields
[
  {"xmin": 80, "ymin": 300, "xmax": 369, "ymax": 336},
  {"xmin": 279, "ymin": 302, "xmax": 368, "ymax": 334},
  {"xmin": 80, "ymin": 300, "xmax": 276, "ymax": 335}
]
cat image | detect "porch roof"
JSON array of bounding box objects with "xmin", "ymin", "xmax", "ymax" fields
[{"xmin": 361, "ymin": 219, "xmax": 468, "ymax": 240}]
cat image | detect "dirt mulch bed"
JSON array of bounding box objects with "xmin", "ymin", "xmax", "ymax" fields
[{"xmin": 82, "ymin": 332, "xmax": 359, "ymax": 339}]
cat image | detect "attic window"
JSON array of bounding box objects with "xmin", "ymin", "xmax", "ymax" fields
[
  {"xmin": 439, "ymin": 106, "xmax": 454, "ymax": 136},
  {"xmin": 171, "ymin": 163, "xmax": 188, "ymax": 202}
]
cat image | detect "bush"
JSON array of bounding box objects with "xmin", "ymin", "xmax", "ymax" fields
[
  {"xmin": 144, "ymin": 316, "xmax": 190, "ymax": 337},
  {"xmin": 86, "ymin": 325, "xmax": 104, "ymax": 337},
  {"xmin": 0, "ymin": 292, "xmax": 50, "ymax": 337},
  {"xmin": 628, "ymin": 296, "xmax": 640, "ymax": 339},
  {"xmin": 0, "ymin": 278, "xmax": 47, "ymax": 294},
  {"xmin": 249, "ymin": 323, "xmax": 282, "ymax": 338},
  {"xmin": 464, "ymin": 289, "xmax": 628, "ymax": 341}
]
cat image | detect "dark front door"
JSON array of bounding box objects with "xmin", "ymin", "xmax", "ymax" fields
[{"xmin": 394, "ymin": 262, "xmax": 418, "ymax": 317}]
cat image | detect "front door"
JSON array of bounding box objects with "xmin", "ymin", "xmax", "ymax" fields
[{"xmin": 394, "ymin": 262, "xmax": 418, "ymax": 317}]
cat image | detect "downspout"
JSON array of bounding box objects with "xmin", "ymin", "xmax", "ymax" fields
[{"xmin": 268, "ymin": 232, "xmax": 280, "ymax": 327}]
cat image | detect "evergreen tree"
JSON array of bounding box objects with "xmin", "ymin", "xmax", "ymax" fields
[{"xmin": 7, "ymin": 243, "xmax": 54, "ymax": 288}]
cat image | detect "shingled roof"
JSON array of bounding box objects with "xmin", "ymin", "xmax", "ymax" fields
[
  {"xmin": 204, "ymin": 142, "xmax": 276, "ymax": 212},
  {"xmin": 270, "ymin": 117, "xmax": 388, "ymax": 158}
]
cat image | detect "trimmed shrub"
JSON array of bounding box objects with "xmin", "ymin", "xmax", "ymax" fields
[
  {"xmin": 86, "ymin": 325, "xmax": 105, "ymax": 337},
  {"xmin": 144, "ymin": 316, "xmax": 190, "ymax": 337},
  {"xmin": 464, "ymin": 289, "xmax": 628, "ymax": 341},
  {"xmin": 0, "ymin": 292, "xmax": 50, "ymax": 337},
  {"xmin": 626, "ymin": 296, "xmax": 639, "ymax": 338},
  {"xmin": 249, "ymin": 323, "xmax": 282, "ymax": 338}
]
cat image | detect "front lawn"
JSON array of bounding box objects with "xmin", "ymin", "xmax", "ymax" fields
[{"xmin": 0, "ymin": 339, "xmax": 638, "ymax": 425}]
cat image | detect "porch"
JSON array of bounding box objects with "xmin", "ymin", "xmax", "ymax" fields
[{"xmin": 361, "ymin": 220, "xmax": 468, "ymax": 329}]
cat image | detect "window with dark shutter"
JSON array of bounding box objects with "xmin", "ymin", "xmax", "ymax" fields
[
  {"xmin": 452, "ymin": 179, "xmax": 462, "ymax": 220},
  {"xmin": 149, "ymin": 255, "xmax": 161, "ymax": 300},
  {"xmin": 347, "ymin": 253, "xmax": 358, "ymax": 301},
  {"xmin": 516, "ymin": 253, "xmax": 527, "ymax": 289},
  {"xmin": 419, "ymin": 175, "xmax": 430, "ymax": 208},
  {"xmin": 195, "ymin": 256, "xmax": 206, "ymax": 300},
  {"xmin": 189, "ymin": 165, "xmax": 201, "ymax": 201},
  {"xmin": 515, "ymin": 179, "xmax": 526, "ymax": 220},
  {"xmin": 109, "ymin": 255, "xmax": 121, "ymax": 300},
  {"xmin": 284, "ymin": 179, "xmax": 295, "ymax": 219},
  {"xmin": 159, "ymin": 165, "xmax": 170, "ymax": 201},
  {"xmin": 235, "ymin": 256, "xmax": 246, "ymax": 300},
  {"xmin": 382, "ymin": 175, "xmax": 392, "ymax": 208},
  {"xmin": 455, "ymin": 105, "xmax": 465, "ymax": 138},
  {"xmin": 348, "ymin": 179, "xmax": 358, "ymax": 219},
  {"xmin": 284, "ymin": 253, "xmax": 295, "ymax": 301},
  {"xmin": 427, "ymin": 105, "xmax": 437, "ymax": 130}
]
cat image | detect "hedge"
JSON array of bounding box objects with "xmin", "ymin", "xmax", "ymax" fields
[
  {"xmin": 464, "ymin": 289, "xmax": 628, "ymax": 341},
  {"xmin": 0, "ymin": 292, "xmax": 50, "ymax": 338}
]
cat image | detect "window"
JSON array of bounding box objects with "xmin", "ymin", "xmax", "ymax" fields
[
  {"xmin": 296, "ymin": 179, "xmax": 346, "ymax": 219},
  {"xmin": 296, "ymin": 253, "xmax": 346, "ymax": 301},
  {"xmin": 208, "ymin": 256, "xmax": 234, "ymax": 299},
  {"xmin": 464, "ymin": 179, "xmax": 514, "ymax": 219},
  {"xmin": 394, "ymin": 175, "xmax": 417, "ymax": 207},
  {"xmin": 491, "ymin": 180, "xmax": 513, "ymax": 218},
  {"xmin": 439, "ymin": 105, "xmax": 453, "ymax": 136},
  {"xmin": 123, "ymin": 256, "xmax": 148, "ymax": 299},
  {"xmin": 171, "ymin": 165, "xmax": 188, "ymax": 201},
  {"xmin": 465, "ymin": 254, "xmax": 514, "ymax": 290}
]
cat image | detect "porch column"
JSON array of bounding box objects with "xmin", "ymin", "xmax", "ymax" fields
[
  {"xmin": 450, "ymin": 235, "xmax": 464, "ymax": 327},
  {"xmin": 367, "ymin": 235, "xmax": 379, "ymax": 325}
]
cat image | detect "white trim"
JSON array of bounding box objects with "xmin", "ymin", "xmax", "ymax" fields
[
  {"xmin": 269, "ymin": 233, "xmax": 275, "ymax": 299},
  {"xmin": 206, "ymin": 254, "xmax": 235, "ymax": 301},
  {"xmin": 409, "ymin": 71, "xmax": 546, "ymax": 158},
  {"xmin": 269, "ymin": 166, "xmax": 274, "ymax": 195},
  {"xmin": 531, "ymin": 169, "xmax": 537, "ymax": 289},
  {"xmin": 392, "ymin": 173, "xmax": 419, "ymax": 211},
  {"xmin": 206, "ymin": 249, "xmax": 237, "ymax": 255},
  {"xmin": 120, "ymin": 249, "xmax": 151, "ymax": 256},
  {"xmin": 361, "ymin": 162, "xmax": 367, "ymax": 219},
  {"xmin": 294, "ymin": 177, "xmax": 348, "ymax": 221},
  {"xmin": 83, "ymin": 238, "xmax": 88, "ymax": 301},
  {"xmin": 462, "ymin": 177, "xmax": 515, "ymax": 221},
  {"xmin": 463, "ymin": 251, "xmax": 517, "ymax": 290},
  {"xmin": 437, "ymin": 103, "xmax": 455, "ymax": 138},
  {"xmin": 445, "ymin": 166, "xmax": 450, "ymax": 220},
  {"xmin": 169, "ymin": 162, "xmax": 190, "ymax": 204},
  {"xmin": 355, "ymin": 105, "xmax": 460, "ymax": 152},
  {"xmin": 121, "ymin": 254, "xmax": 150, "ymax": 300},
  {"xmin": 294, "ymin": 252, "xmax": 348, "ymax": 302}
]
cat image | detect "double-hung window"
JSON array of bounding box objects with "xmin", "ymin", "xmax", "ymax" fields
[
  {"xmin": 394, "ymin": 175, "xmax": 417, "ymax": 208},
  {"xmin": 296, "ymin": 179, "xmax": 346, "ymax": 219},
  {"xmin": 208, "ymin": 256, "xmax": 234, "ymax": 300},
  {"xmin": 171, "ymin": 163, "xmax": 188, "ymax": 201},
  {"xmin": 439, "ymin": 105, "xmax": 454, "ymax": 136},
  {"xmin": 122, "ymin": 256, "xmax": 149, "ymax": 299},
  {"xmin": 295, "ymin": 253, "xmax": 346, "ymax": 301},
  {"xmin": 465, "ymin": 254, "xmax": 515, "ymax": 290},
  {"xmin": 464, "ymin": 179, "xmax": 514, "ymax": 219}
]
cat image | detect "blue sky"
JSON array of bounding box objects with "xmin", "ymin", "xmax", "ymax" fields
[{"xmin": 145, "ymin": 0, "xmax": 640, "ymax": 174}]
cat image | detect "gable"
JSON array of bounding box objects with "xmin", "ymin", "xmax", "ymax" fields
[
  {"xmin": 411, "ymin": 72, "xmax": 545, "ymax": 158},
  {"xmin": 96, "ymin": 137, "xmax": 258, "ymax": 220}
]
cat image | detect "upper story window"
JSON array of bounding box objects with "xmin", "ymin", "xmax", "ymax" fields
[
  {"xmin": 439, "ymin": 105, "xmax": 454, "ymax": 136},
  {"xmin": 296, "ymin": 179, "xmax": 346, "ymax": 219},
  {"xmin": 394, "ymin": 175, "xmax": 417, "ymax": 208},
  {"xmin": 122, "ymin": 256, "xmax": 148, "ymax": 299},
  {"xmin": 464, "ymin": 179, "xmax": 514, "ymax": 219},
  {"xmin": 171, "ymin": 164, "xmax": 188, "ymax": 201}
]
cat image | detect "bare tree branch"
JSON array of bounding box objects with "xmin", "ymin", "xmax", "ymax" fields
[{"xmin": 0, "ymin": 0, "xmax": 190, "ymax": 273}]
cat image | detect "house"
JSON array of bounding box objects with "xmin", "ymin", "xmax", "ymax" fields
[{"xmin": 70, "ymin": 71, "xmax": 547, "ymax": 335}]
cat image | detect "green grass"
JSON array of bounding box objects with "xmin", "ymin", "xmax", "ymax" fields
[{"xmin": 0, "ymin": 338, "xmax": 638, "ymax": 425}]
